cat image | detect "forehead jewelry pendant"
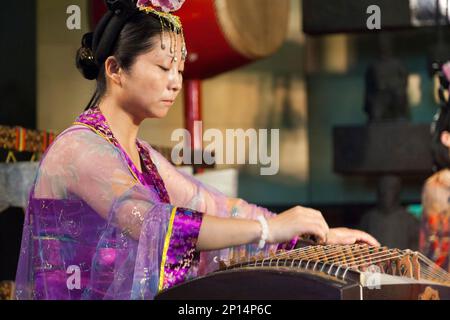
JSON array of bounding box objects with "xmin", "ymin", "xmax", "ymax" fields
[{"xmin": 181, "ymin": 46, "xmax": 187, "ymax": 60}]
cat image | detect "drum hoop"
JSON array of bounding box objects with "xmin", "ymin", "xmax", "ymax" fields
[{"xmin": 213, "ymin": 0, "xmax": 290, "ymax": 59}]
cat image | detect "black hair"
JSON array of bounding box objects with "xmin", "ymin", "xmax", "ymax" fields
[
  {"xmin": 431, "ymin": 64, "xmax": 450, "ymax": 171},
  {"xmin": 76, "ymin": 1, "xmax": 177, "ymax": 110},
  {"xmin": 431, "ymin": 106, "xmax": 450, "ymax": 171}
]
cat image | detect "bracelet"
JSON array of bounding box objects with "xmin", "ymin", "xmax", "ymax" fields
[{"xmin": 256, "ymin": 215, "xmax": 269, "ymax": 249}]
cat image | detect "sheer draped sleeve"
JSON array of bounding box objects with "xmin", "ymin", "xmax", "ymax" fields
[
  {"xmin": 16, "ymin": 123, "xmax": 297, "ymax": 300},
  {"xmin": 16, "ymin": 127, "xmax": 203, "ymax": 300},
  {"xmin": 140, "ymin": 141, "xmax": 297, "ymax": 275}
]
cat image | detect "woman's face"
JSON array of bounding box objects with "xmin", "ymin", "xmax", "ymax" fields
[{"xmin": 117, "ymin": 32, "xmax": 185, "ymax": 120}]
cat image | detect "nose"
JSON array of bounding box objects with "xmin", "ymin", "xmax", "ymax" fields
[{"xmin": 168, "ymin": 69, "xmax": 183, "ymax": 93}]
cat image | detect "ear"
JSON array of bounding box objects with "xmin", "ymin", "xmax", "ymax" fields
[
  {"xmin": 440, "ymin": 130, "xmax": 450, "ymax": 148},
  {"xmin": 104, "ymin": 56, "xmax": 122, "ymax": 86}
]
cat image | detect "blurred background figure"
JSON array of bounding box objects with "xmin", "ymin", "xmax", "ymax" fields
[
  {"xmin": 421, "ymin": 61, "xmax": 450, "ymax": 272},
  {"xmin": 365, "ymin": 35, "xmax": 410, "ymax": 123},
  {"xmin": 360, "ymin": 175, "xmax": 419, "ymax": 250}
]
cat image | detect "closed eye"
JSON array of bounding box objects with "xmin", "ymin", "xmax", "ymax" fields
[{"xmin": 158, "ymin": 65, "xmax": 170, "ymax": 72}]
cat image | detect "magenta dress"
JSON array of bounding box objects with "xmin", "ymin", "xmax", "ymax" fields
[{"xmin": 15, "ymin": 106, "xmax": 296, "ymax": 300}]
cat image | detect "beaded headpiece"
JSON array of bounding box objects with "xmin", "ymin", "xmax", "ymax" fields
[{"xmin": 137, "ymin": 0, "xmax": 187, "ymax": 61}]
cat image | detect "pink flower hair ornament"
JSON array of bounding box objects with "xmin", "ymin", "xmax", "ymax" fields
[{"xmin": 137, "ymin": 0, "xmax": 186, "ymax": 13}]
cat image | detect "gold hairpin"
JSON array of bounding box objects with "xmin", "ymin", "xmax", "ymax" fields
[{"xmin": 138, "ymin": 5, "xmax": 187, "ymax": 60}]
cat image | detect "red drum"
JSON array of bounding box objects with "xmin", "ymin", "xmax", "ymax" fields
[{"xmin": 91, "ymin": 0, "xmax": 290, "ymax": 79}]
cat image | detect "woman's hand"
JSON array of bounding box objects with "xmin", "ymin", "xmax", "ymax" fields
[
  {"xmin": 266, "ymin": 206, "xmax": 330, "ymax": 244},
  {"xmin": 326, "ymin": 228, "xmax": 380, "ymax": 247},
  {"xmin": 197, "ymin": 207, "xmax": 379, "ymax": 252}
]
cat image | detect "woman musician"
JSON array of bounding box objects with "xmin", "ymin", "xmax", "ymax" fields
[{"xmin": 15, "ymin": 0, "xmax": 379, "ymax": 300}]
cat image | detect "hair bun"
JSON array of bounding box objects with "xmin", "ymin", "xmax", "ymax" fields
[
  {"xmin": 106, "ymin": 0, "xmax": 136, "ymax": 14},
  {"xmin": 76, "ymin": 32, "xmax": 99, "ymax": 80}
]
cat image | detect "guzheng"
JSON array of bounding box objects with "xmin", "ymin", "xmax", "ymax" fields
[{"xmin": 156, "ymin": 243, "xmax": 450, "ymax": 300}]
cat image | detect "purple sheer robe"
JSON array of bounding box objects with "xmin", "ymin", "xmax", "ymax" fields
[{"xmin": 15, "ymin": 107, "xmax": 296, "ymax": 300}]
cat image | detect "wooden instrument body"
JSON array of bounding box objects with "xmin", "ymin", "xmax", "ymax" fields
[
  {"xmin": 155, "ymin": 267, "xmax": 450, "ymax": 300},
  {"xmin": 156, "ymin": 242, "xmax": 450, "ymax": 300},
  {"xmin": 156, "ymin": 268, "xmax": 361, "ymax": 300}
]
